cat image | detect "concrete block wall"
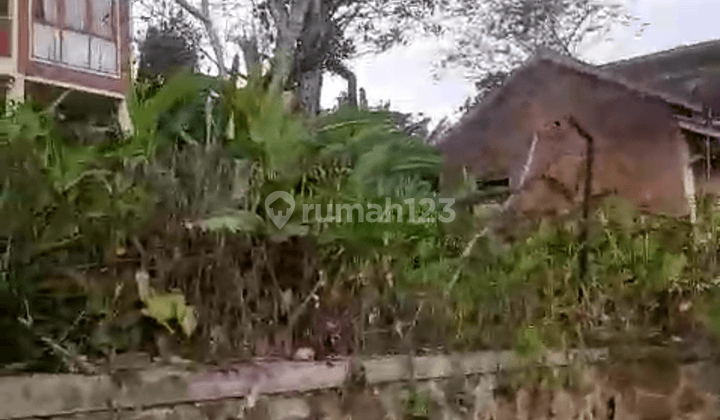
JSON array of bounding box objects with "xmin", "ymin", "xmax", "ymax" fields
[{"xmin": 0, "ymin": 348, "xmax": 717, "ymax": 420}]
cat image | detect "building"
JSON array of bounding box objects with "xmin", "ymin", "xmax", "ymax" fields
[
  {"xmin": 604, "ymin": 40, "xmax": 720, "ymax": 200},
  {"xmin": 437, "ymin": 41, "xmax": 720, "ymax": 226},
  {"xmin": 0, "ymin": 0, "xmax": 131, "ymax": 126},
  {"xmin": 602, "ymin": 39, "xmax": 720, "ymax": 110}
]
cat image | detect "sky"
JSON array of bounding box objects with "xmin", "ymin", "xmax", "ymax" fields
[{"xmin": 320, "ymin": 0, "xmax": 720, "ymax": 125}]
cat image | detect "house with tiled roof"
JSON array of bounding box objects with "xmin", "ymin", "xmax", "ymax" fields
[{"xmin": 438, "ymin": 40, "xmax": 720, "ymax": 225}]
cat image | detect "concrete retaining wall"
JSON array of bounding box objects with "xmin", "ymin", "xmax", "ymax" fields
[{"xmin": 0, "ymin": 348, "xmax": 718, "ymax": 420}]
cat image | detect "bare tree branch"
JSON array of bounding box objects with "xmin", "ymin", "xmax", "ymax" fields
[
  {"xmin": 565, "ymin": 8, "xmax": 595, "ymax": 52},
  {"xmin": 198, "ymin": 46, "xmax": 221, "ymax": 67},
  {"xmin": 174, "ymin": 0, "xmax": 227, "ymax": 77}
]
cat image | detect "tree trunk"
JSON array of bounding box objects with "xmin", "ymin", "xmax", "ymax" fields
[
  {"xmin": 268, "ymin": 0, "xmax": 313, "ymax": 93},
  {"xmin": 359, "ymin": 88, "xmax": 368, "ymax": 110},
  {"xmin": 298, "ymin": 68, "xmax": 323, "ymax": 116},
  {"xmin": 327, "ymin": 59, "xmax": 357, "ymax": 109},
  {"xmin": 236, "ymin": 36, "xmax": 261, "ymax": 74}
]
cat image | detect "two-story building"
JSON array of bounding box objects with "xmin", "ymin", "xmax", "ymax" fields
[{"xmin": 0, "ymin": 0, "xmax": 131, "ymax": 126}]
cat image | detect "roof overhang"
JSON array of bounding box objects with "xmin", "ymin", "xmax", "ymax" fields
[
  {"xmin": 601, "ymin": 39, "xmax": 720, "ymax": 74},
  {"xmin": 439, "ymin": 51, "xmax": 719, "ymax": 148},
  {"xmin": 675, "ymin": 115, "xmax": 720, "ymax": 138}
]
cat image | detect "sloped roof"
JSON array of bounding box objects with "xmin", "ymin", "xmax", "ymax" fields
[
  {"xmin": 438, "ymin": 52, "xmax": 703, "ymax": 151},
  {"xmin": 602, "ymin": 39, "xmax": 720, "ymax": 110},
  {"xmin": 436, "ymin": 50, "xmax": 720, "ymax": 184},
  {"xmin": 602, "ymin": 39, "xmax": 720, "ymax": 75}
]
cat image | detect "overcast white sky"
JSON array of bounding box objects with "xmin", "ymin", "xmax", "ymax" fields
[{"xmin": 320, "ymin": 0, "xmax": 720, "ymax": 125}]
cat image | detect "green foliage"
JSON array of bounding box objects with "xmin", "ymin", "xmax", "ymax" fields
[
  {"xmin": 0, "ymin": 102, "xmax": 151, "ymax": 280},
  {"xmin": 433, "ymin": 194, "xmax": 720, "ymax": 354},
  {"xmin": 0, "ymin": 100, "xmax": 155, "ymax": 370},
  {"xmin": 404, "ymin": 389, "xmax": 432, "ymax": 419},
  {"xmin": 5, "ymin": 55, "xmax": 720, "ymax": 372},
  {"xmin": 0, "ymin": 62, "xmax": 450, "ymax": 368},
  {"xmin": 516, "ymin": 326, "xmax": 547, "ymax": 359},
  {"xmin": 125, "ymin": 71, "xmax": 222, "ymax": 159},
  {"xmin": 136, "ymin": 271, "xmax": 197, "ymax": 337}
]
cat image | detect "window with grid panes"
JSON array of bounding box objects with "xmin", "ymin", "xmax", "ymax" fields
[{"xmin": 32, "ymin": 0, "xmax": 118, "ymax": 74}]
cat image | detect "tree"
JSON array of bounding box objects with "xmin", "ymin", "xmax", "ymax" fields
[
  {"xmin": 134, "ymin": 0, "xmax": 635, "ymax": 116},
  {"xmin": 284, "ymin": 0, "xmax": 637, "ymax": 115},
  {"xmin": 162, "ymin": 0, "xmax": 321, "ymax": 102},
  {"xmin": 487, "ymin": 0, "xmax": 632, "ymax": 57},
  {"xmin": 172, "ymin": 0, "xmax": 232, "ymax": 78},
  {"xmin": 258, "ymin": 0, "xmax": 441, "ymax": 114},
  {"xmin": 438, "ymin": 0, "xmax": 640, "ymax": 107},
  {"xmin": 149, "ymin": 0, "xmax": 441, "ymax": 114},
  {"xmin": 457, "ymin": 71, "xmax": 508, "ymax": 114},
  {"xmin": 134, "ymin": 1, "xmax": 210, "ymax": 70},
  {"xmin": 138, "ymin": 18, "xmax": 200, "ymax": 78}
]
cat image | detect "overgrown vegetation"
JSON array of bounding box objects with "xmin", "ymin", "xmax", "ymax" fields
[{"xmin": 2, "ymin": 68, "xmax": 720, "ymax": 373}]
